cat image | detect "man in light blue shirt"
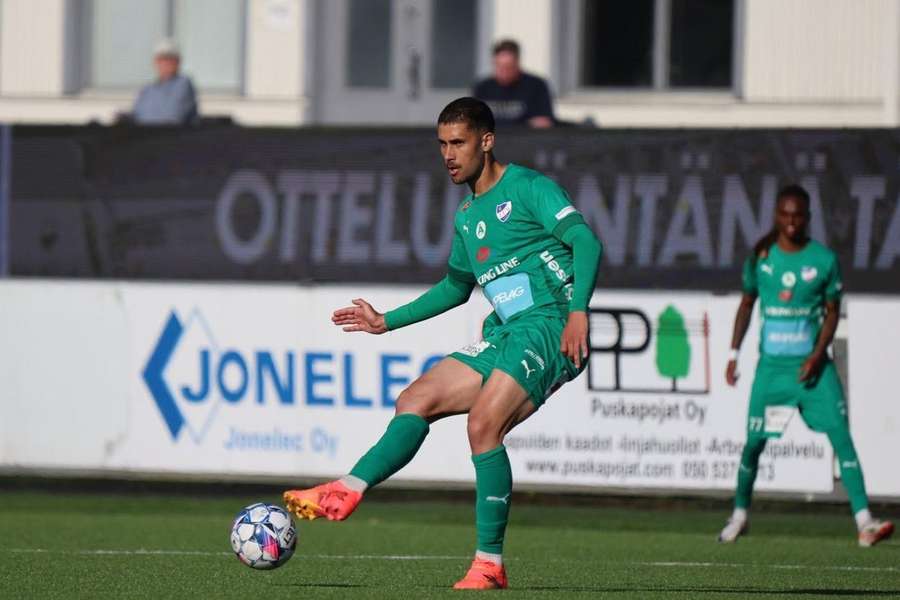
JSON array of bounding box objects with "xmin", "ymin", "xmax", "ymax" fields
[{"xmin": 132, "ymin": 39, "xmax": 197, "ymax": 125}]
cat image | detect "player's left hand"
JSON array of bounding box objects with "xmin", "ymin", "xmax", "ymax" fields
[
  {"xmin": 561, "ymin": 311, "xmax": 589, "ymax": 370},
  {"xmin": 798, "ymin": 351, "xmax": 825, "ymax": 382}
]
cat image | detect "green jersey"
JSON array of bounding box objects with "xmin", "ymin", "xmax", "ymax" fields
[
  {"xmin": 448, "ymin": 163, "xmax": 586, "ymax": 323},
  {"xmin": 741, "ymin": 240, "xmax": 842, "ymax": 359}
]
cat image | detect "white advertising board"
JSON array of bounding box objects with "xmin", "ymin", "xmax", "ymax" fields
[
  {"xmin": 0, "ymin": 280, "xmax": 841, "ymax": 494},
  {"xmin": 505, "ymin": 294, "xmax": 834, "ymax": 492},
  {"xmin": 847, "ymin": 299, "xmax": 900, "ymax": 497},
  {"xmin": 115, "ymin": 282, "xmax": 481, "ymax": 481}
]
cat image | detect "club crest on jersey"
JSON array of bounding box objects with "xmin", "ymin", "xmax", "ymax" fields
[
  {"xmin": 476, "ymin": 221, "xmax": 486, "ymax": 239},
  {"xmin": 781, "ymin": 271, "xmax": 796, "ymax": 288},
  {"xmin": 496, "ymin": 201, "xmax": 512, "ymax": 223},
  {"xmin": 801, "ymin": 266, "xmax": 817, "ymax": 282}
]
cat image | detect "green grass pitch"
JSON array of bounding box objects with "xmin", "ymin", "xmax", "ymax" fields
[{"xmin": 1, "ymin": 490, "xmax": 898, "ymax": 599}]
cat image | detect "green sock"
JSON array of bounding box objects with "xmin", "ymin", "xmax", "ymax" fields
[
  {"xmin": 349, "ymin": 414, "xmax": 429, "ymax": 488},
  {"xmin": 827, "ymin": 428, "xmax": 870, "ymax": 514},
  {"xmin": 473, "ymin": 445, "xmax": 512, "ymax": 555},
  {"xmin": 734, "ymin": 436, "xmax": 767, "ymax": 509}
]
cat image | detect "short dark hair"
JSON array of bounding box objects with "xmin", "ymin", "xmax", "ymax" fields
[
  {"xmin": 438, "ymin": 97, "xmax": 495, "ymax": 133},
  {"xmin": 492, "ymin": 39, "xmax": 520, "ymax": 58},
  {"xmin": 776, "ymin": 183, "xmax": 810, "ymax": 209}
]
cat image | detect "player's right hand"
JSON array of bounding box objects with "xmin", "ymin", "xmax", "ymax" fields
[
  {"xmin": 725, "ymin": 360, "xmax": 739, "ymax": 386},
  {"xmin": 332, "ymin": 298, "xmax": 388, "ymax": 334}
]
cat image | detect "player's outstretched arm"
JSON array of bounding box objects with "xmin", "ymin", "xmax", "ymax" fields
[
  {"xmin": 332, "ymin": 298, "xmax": 388, "ymax": 334},
  {"xmin": 382, "ymin": 272, "xmax": 475, "ymax": 331},
  {"xmin": 335, "ymin": 272, "xmax": 475, "ymax": 335}
]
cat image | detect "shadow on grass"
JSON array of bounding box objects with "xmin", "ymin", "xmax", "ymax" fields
[
  {"xmin": 271, "ymin": 581, "xmax": 900, "ymax": 596},
  {"xmin": 519, "ymin": 586, "xmax": 900, "ymax": 596},
  {"xmin": 270, "ymin": 582, "xmax": 365, "ymax": 589}
]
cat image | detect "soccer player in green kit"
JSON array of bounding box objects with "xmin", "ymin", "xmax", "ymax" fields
[
  {"xmin": 718, "ymin": 184, "xmax": 893, "ymax": 547},
  {"xmin": 283, "ymin": 97, "xmax": 602, "ymax": 589}
]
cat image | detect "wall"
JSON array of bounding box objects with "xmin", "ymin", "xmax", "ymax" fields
[
  {"xmin": 742, "ymin": 0, "xmax": 889, "ymax": 102},
  {"xmin": 0, "ymin": 0, "xmax": 69, "ymax": 97},
  {"xmin": 0, "ymin": 0, "xmax": 898, "ymax": 127},
  {"xmin": 0, "ymin": 0, "xmax": 311, "ymax": 126}
]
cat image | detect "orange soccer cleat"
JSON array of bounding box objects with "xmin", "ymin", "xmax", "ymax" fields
[
  {"xmin": 283, "ymin": 480, "xmax": 362, "ymax": 521},
  {"xmin": 452, "ymin": 558, "xmax": 508, "ymax": 590},
  {"xmin": 858, "ymin": 519, "xmax": 894, "ymax": 547}
]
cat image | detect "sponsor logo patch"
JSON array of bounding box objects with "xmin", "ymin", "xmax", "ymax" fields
[
  {"xmin": 483, "ymin": 273, "xmax": 534, "ymax": 322},
  {"xmin": 781, "ymin": 271, "xmax": 796, "ymax": 288},
  {"xmin": 764, "ymin": 306, "xmax": 812, "ymax": 317},
  {"xmin": 458, "ymin": 340, "xmax": 492, "ymax": 357},
  {"xmin": 762, "ymin": 319, "xmax": 813, "ymax": 356},
  {"xmin": 496, "ymin": 201, "xmax": 512, "ymax": 222},
  {"xmin": 476, "ymin": 257, "xmax": 520, "ymax": 285},
  {"xmin": 764, "ymin": 405, "xmax": 795, "ymax": 436},
  {"xmin": 760, "ymin": 263, "xmax": 773, "ymax": 275},
  {"xmin": 491, "ymin": 286, "xmax": 526, "ymax": 305},
  {"xmin": 540, "ymin": 250, "xmax": 569, "ymax": 281},
  {"xmin": 476, "ymin": 221, "xmax": 486, "ymax": 239},
  {"xmin": 524, "ymin": 348, "xmax": 546, "ymax": 370}
]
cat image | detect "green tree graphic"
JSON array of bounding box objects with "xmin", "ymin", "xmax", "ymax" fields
[{"xmin": 656, "ymin": 305, "xmax": 691, "ymax": 391}]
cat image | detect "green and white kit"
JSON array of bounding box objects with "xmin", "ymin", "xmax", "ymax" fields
[
  {"xmin": 741, "ymin": 241, "xmax": 845, "ymax": 437},
  {"xmin": 359, "ymin": 161, "xmax": 602, "ymax": 560},
  {"xmin": 736, "ymin": 240, "xmax": 869, "ymax": 515},
  {"xmin": 385, "ymin": 163, "xmax": 601, "ymax": 405}
]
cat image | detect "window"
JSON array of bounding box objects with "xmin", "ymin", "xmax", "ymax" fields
[
  {"xmin": 580, "ymin": 0, "xmax": 734, "ymax": 89},
  {"xmin": 668, "ymin": 0, "xmax": 733, "ymax": 87},
  {"xmin": 430, "ymin": 0, "xmax": 477, "ymax": 89},
  {"xmin": 85, "ymin": 0, "xmax": 245, "ymax": 92},
  {"xmin": 347, "ymin": 0, "xmax": 391, "ymax": 88}
]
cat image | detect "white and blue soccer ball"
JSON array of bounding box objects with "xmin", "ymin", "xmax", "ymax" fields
[{"xmin": 230, "ymin": 502, "xmax": 297, "ymax": 569}]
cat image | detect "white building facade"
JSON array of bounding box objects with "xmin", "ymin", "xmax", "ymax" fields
[{"xmin": 1, "ymin": 0, "xmax": 899, "ymax": 127}]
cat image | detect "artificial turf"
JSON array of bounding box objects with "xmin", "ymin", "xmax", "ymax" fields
[{"xmin": 1, "ymin": 490, "xmax": 898, "ymax": 599}]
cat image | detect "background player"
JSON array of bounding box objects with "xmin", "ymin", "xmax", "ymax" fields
[
  {"xmin": 719, "ymin": 184, "xmax": 893, "ymax": 547},
  {"xmin": 284, "ymin": 97, "xmax": 602, "ymax": 589}
]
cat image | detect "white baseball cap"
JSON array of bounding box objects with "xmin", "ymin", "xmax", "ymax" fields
[{"xmin": 154, "ymin": 38, "xmax": 181, "ymax": 58}]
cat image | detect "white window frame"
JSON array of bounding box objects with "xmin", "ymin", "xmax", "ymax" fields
[{"xmin": 557, "ymin": 0, "xmax": 744, "ymax": 98}]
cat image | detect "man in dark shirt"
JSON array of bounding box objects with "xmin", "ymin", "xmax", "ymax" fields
[{"xmin": 472, "ymin": 39, "xmax": 554, "ymax": 128}]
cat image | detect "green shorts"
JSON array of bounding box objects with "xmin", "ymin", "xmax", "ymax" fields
[
  {"xmin": 449, "ymin": 311, "xmax": 583, "ymax": 407},
  {"xmin": 747, "ymin": 356, "xmax": 848, "ymax": 437}
]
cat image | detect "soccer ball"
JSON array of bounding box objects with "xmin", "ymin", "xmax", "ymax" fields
[{"xmin": 230, "ymin": 502, "xmax": 297, "ymax": 569}]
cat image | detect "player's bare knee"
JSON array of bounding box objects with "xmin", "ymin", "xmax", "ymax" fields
[
  {"xmin": 466, "ymin": 411, "xmax": 501, "ymax": 451},
  {"xmin": 394, "ymin": 384, "xmax": 437, "ymax": 419}
]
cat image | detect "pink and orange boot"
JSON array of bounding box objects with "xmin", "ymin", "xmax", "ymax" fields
[
  {"xmin": 452, "ymin": 558, "xmax": 508, "ymax": 590},
  {"xmin": 283, "ymin": 480, "xmax": 362, "ymax": 521}
]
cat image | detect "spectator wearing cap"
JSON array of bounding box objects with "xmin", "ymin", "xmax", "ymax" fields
[
  {"xmin": 132, "ymin": 39, "xmax": 198, "ymax": 125},
  {"xmin": 472, "ymin": 39, "xmax": 554, "ymax": 128}
]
